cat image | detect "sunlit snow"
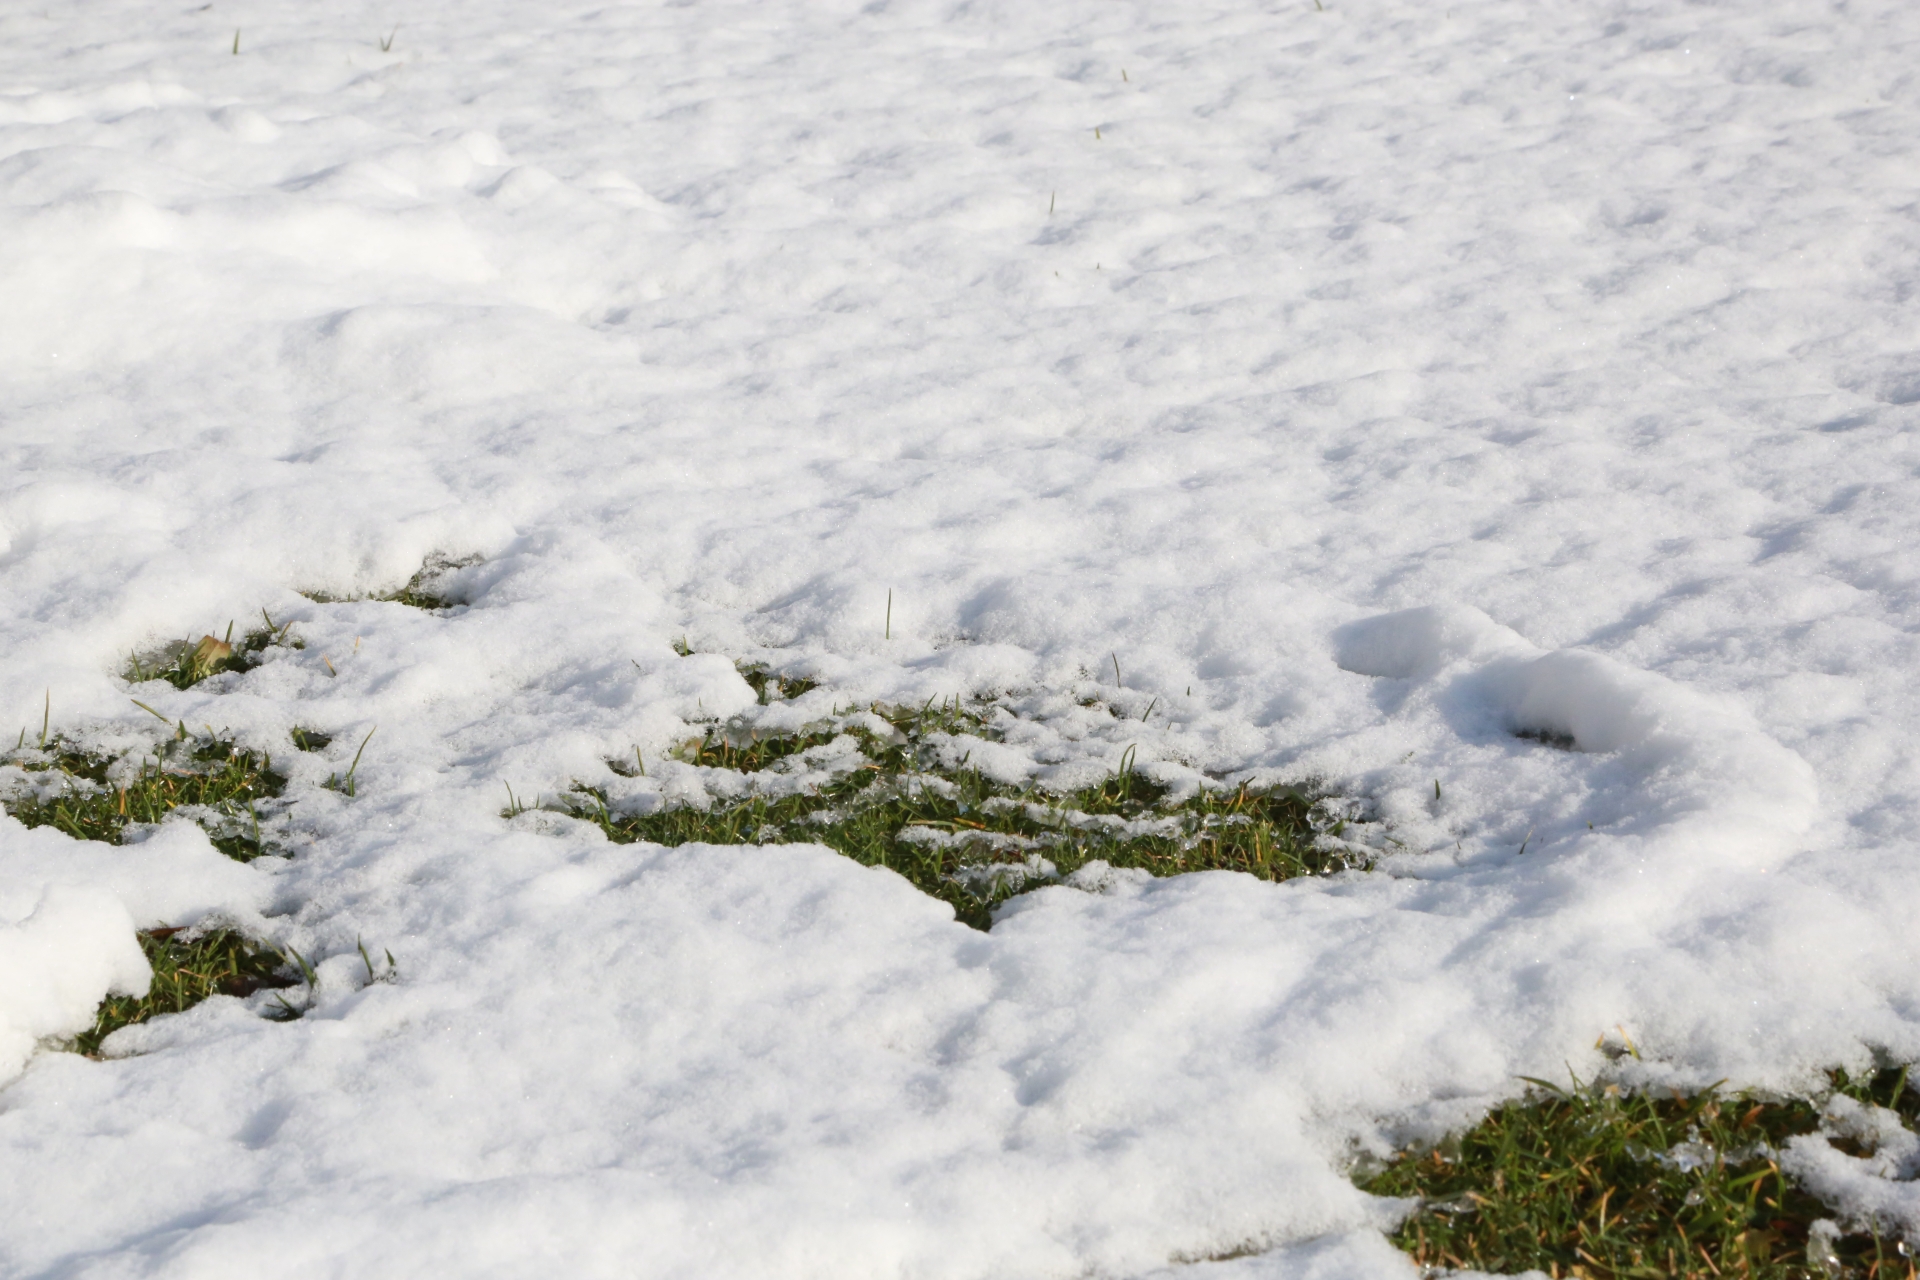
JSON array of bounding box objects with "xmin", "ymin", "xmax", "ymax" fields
[{"xmin": 3, "ymin": 1, "xmax": 1919, "ymax": 1275}]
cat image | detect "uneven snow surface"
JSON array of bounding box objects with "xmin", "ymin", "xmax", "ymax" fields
[{"xmin": 3, "ymin": 1, "xmax": 1919, "ymax": 1275}]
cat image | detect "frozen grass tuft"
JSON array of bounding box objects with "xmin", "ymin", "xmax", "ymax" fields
[{"xmin": 1359, "ymin": 1068, "xmax": 1920, "ymax": 1279}]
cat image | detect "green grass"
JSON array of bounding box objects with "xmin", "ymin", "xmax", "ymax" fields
[
  {"xmin": 1359, "ymin": 1068, "xmax": 1920, "ymax": 1279},
  {"xmin": 554, "ymin": 694, "xmax": 1353, "ymax": 930},
  {"xmin": 68, "ymin": 928, "xmax": 297, "ymax": 1056},
  {"xmin": 3, "ymin": 726, "xmax": 303, "ymax": 1050},
  {"xmin": 125, "ymin": 612, "xmax": 299, "ymax": 691},
  {"xmin": 3, "ymin": 730, "xmax": 286, "ymax": 861}
]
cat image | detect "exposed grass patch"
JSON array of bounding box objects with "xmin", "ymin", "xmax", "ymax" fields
[
  {"xmin": 299, "ymin": 553, "xmax": 479, "ymax": 610},
  {"xmin": 377, "ymin": 570, "xmax": 460, "ymax": 610},
  {"xmin": 1516, "ymin": 727, "xmax": 1579, "ymax": 751},
  {"xmin": 68, "ymin": 927, "xmax": 297, "ymax": 1056},
  {"xmin": 657, "ymin": 721, "xmax": 844, "ymax": 773},
  {"xmin": 3, "ymin": 727, "xmax": 305, "ymax": 1048},
  {"xmin": 557, "ymin": 697, "xmax": 1356, "ymax": 930},
  {"xmin": 2, "ymin": 730, "xmax": 286, "ymax": 861},
  {"xmin": 125, "ymin": 613, "xmax": 300, "ymax": 691},
  {"xmin": 1359, "ymin": 1069, "xmax": 1919, "ymax": 1279},
  {"xmin": 290, "ymin": 727, "xmax": 333, "ymax": 752},
  {"xmin": 738, "ymin": 661, "xmax": 820, "ymax": 704}
]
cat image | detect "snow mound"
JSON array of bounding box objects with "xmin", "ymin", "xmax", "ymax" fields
[
  {"xmin": 0, "ymin": 816, "xmax": 276, "ymax": 1084},
  {"xmin": 1335, "ymin": 604, "xmax": 1818, "ymax": 870},
  {"xmin": 0, "ymin": 886, "xmax": 145, "ymax": 1081}
]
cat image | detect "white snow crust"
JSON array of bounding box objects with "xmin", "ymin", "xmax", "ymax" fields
[{"xmin": 2, "ymin": 0, "xmax": 1919, "ymax": 1274}]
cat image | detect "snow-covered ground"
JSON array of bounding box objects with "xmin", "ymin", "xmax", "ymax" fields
[{"xmin": 3, "ymin": 0, "xmax": 1919, "ymax": 1274}]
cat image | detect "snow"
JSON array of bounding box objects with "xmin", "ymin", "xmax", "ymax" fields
[
  {"xmin": 0, "ymin": 885, "xmax": 146, "ymax": 1083},
  {"xmin": 2, "ymin": 0, "xmax": 1919, "ymax": 1274},
  {"xmin": 1782, "ymin": 1094, "xmax": 1920, "ymax": 1242}
]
